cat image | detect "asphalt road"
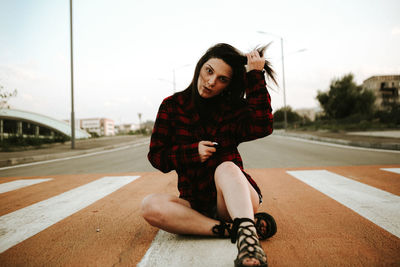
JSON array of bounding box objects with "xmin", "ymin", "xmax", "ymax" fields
[
  {"xmin": 239, "ymin": 135, "xmax": 400, "ymax": 168},
  {"xmin": 1, "ymin": 166, "xmax": 399, "ymax": 266},
  {"xmin": 1, "ymin": 135, "xmax": 399, "ymax": 266},
  {"xmin": 1, "ymin": 135, "xmax": 399, "ymax": 177}
]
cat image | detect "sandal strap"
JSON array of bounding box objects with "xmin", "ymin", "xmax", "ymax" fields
[
  {"xmin": 230, "ymin": 218, "xmax": 255, "ymax": 243},
  {"xmin": 212, "ymin": 220, "xmax": 231, "ymax": 238},
  {"xmin": 233, "ymin": 218, "xmax": 268, "ymax": 266}
]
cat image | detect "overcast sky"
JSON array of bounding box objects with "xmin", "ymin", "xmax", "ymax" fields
[{"xmin": 1, "ymin": 0, "xmax": 399, "ymax": 124}]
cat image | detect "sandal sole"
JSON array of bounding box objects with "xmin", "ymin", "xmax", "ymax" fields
[{"xmin": 255, "ymin": 212, "xmax": 277, "ymax": 240}]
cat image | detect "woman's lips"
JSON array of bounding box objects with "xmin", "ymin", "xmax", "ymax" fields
[{"xmin": 203, "ymin": 86, "xmax": 211, "ymax": 94}]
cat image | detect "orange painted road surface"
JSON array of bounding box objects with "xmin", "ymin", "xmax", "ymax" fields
[{"xmin": 0, "ymin": 165, "xmax": 399, "ymax": 266}]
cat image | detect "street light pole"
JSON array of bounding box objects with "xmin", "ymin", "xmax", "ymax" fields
[
  {"xmin": 257, "ymin": 31, "xmax": 288, "ymax": 131},
  {"xmin": 69, "ymin": 0, "xmax": 75, "ymax": 148},
  {"xmin": 280, "ymin": 37, "xmax": 288, "ymax": 130}
]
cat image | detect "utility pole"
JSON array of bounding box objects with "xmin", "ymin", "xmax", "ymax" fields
[
  {"xmin": 138, "ymin": 113, "xmax": 142, "ymax": 131},
  {"xmin": 257, "ymin": 31, "xmax": 287, "ymax": 131},
  {"xmin": 280, "ymin": 37, "xmax": 287, "ymax": 130},
  {"xmin": 69, "ymin": 0, "xmax": 75, "ymax": 148}
]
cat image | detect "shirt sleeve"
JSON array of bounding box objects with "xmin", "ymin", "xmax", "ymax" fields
[
  {"xmin": 147, "ymin": 99, "xmax": 201, "ymax": 173},
  {"xmin": 235, "ymin": 70, "xmax": 273, "ymax": 143}
]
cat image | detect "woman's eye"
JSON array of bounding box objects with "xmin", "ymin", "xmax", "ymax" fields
[
  {"xmin": 206, "ymin": 68, "xmax": 212, "ymax": 74},
  {"xmin": 219, "ymin": 77, "xmax": 228, "ymax": 83}
]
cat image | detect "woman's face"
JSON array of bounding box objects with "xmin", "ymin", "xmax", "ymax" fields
[{"xmin": 197, "ymin": 58, "xmax": 232, "ymax": 98}]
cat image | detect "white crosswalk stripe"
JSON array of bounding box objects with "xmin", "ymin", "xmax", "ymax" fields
[
  {"xmin": 0, "ymin": 179, "xmax": 53, "ymax": 194},
  {"xmin": 381, "ymin": 168, "xmax": 400, "ymax": 174},
  {"xmin": 287, "ymin": 170, "xmax": 400, "ymax": 238},
  {"xmin": 138, "ymin": 230, "xmax": 236, "ymax": 267},
  {"xmin": 0, "ymin": 176, "xmax": 139, "ymax": 253}
]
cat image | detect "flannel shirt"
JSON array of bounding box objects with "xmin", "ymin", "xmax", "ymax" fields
[{"xmin": 148, "ymin": 70, "xmax": 273, "ymax": 215}]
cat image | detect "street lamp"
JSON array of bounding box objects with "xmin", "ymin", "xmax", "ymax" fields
[
  {"xmin": 257, "ymin": 31, "xmax": 307, "ymax": 131},
  {"xmin": 257, "ymin": 31, "xmax": 288, "ymax": 130},
  {"xmin": 69, "ymin": 0, "xmax": 75, "ymax": 148}
]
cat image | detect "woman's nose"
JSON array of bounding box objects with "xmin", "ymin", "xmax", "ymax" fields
[{"xmin": 208, "ymin": 76, "xmax": 216, "ymax": 87}]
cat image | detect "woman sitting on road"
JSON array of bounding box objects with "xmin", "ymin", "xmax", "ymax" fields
[{"xmin": 141, "ymin": 43, "xmax": 277, "ymax": 267}]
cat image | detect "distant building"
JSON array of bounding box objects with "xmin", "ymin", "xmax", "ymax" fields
[
  {"xmin": 363, "ymin": 75, "xmax": 400, "ymax": 110},
  {"xmin": 115, "ymin": 123, "xmax": 140, "ymax": 134},
  {"xmin": 79, "ymin": 118, "xmax": 115, "ymax": 136}
]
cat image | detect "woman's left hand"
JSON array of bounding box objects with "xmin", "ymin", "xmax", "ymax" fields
[{"xmin": 246, "ymin": 50, "xmax": 265, "ymax": 71}]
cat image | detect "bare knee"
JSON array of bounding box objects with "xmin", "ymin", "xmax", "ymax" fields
[
  {"xmin": 215, "ymin": 161, "xmax": 244, "ymax": 184},
  {"xmin": 141, "ymin": 194, "xmax": 166, "ymax": 226},
  {"xmin": 215, "ymin": 161, "xmax": 241, "ymax": 176}
]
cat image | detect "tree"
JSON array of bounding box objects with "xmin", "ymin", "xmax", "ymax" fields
[
  {"xmin": 273, "ymin": 106, "xmax": 302, "ymax": 123},
  {"xmin": 316, "ymin": 73, "xmax": 375, "ymax": 119},
  {"xmin": 0, "ymin": 84, "xmax": 17, "ymax": 109}
]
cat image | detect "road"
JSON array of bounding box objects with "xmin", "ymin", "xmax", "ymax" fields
[
  {"xmin": 1, "ymin": 135, "xmax": 399, "ymax": 177},
  {"xmin": 239, "ymin": 135, "xmax": 400, "ymax": 168},
  {"xmin": 0, "ymin": 135, "xmax": 399, "ymax": 266}
]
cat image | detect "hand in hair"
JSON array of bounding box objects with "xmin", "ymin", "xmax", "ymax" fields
[{"xmin": 246, "ymin": 50, "xmax": 265, "ymax": 72}]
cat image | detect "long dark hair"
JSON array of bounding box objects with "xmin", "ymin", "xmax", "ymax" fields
[{"xmin": 186, "ymin": 43, "xmax": 277, "ymax": 105}]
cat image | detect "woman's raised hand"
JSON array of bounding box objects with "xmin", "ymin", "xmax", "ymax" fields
[
  {"xmin": 198, "ymin": 141, "xmax": 217, "ymax": 163},
  {"xmin": 246, "ymin": 50, "xmax": 265, "ymax": 71}
]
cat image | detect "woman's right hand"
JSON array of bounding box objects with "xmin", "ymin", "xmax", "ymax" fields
[
  {"xmin": 246, "ymin": 49, "xmax": 265, "ymax": 71},
  {"xmin": 198, "ymin": 141, "xmax": 217, "ymax": 162}
]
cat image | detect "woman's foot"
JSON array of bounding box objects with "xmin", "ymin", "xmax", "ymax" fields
[
  {"xmin": 231, "ymin": 218, "xmax": 268, "ymax": 267},
  {"xmin": 212, "ymin": 212, "xmax": 277, "ymax": 241}
]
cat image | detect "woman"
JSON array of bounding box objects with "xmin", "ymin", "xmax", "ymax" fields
[{"xmin": 141, "ymin": 43, "xmax": 277, "ymax": 267}]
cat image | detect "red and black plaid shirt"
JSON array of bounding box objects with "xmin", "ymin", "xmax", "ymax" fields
[{"xmin": 148, "ymin": 70, "xmax": 273, "ymax": 215}]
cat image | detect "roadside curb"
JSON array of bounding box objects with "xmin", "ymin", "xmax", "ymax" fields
[
  {"xmin": 273, "ymin": 132, "xmax": 400, "ymax": 151},
  {"xmin": 0, "ymin": 138, "xmax": 150, "ymax": 168}
]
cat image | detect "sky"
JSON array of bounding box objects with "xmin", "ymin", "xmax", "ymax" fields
[{"xmin": 1, "ymin": 0, "xmax": 399, "ymax": 125}]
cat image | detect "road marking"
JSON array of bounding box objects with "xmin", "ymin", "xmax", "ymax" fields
[
  {"xmin": 274, "ymin": 135, "xmax": 400, "ymax": 153},
  {"xmin": 0, "ymin": 178, "xmax": 53, "ymax": 194},
  {"xmin": 0, "ymin": 176, "xmax": 139, "ymax": 253},
  {"xmin": 381, "ymin": 168, "xmax": 400, "ymax": 174},
  {"xmin": 0, "ymin": 140, "xmax": 149, "ymax": 170},
  {"xmin": 287, "ymin": 170, "xmax": 400, "ymax": 238},
  {"xmin": 138, "ymin": 230, "xmax": 236, "ymax": 267}
]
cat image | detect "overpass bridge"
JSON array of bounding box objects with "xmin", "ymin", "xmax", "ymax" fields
[{"xmin": 0, "ymin": 109, "xmax": 90, "ymax": 140}]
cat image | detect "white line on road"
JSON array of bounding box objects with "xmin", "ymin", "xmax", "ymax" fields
[
  {"xmin": 0, "ymin": 140, "xmax": 149, "ymax": 171},
  {"xmin": 138, "ymin": 230, "xmax": 237, "ymax": 267},
  {"xmin": 0, "ymin": 175, "xmax": 140, "ymax": 253},
  {"xmin": 0, "ymin": 178, "xmax": 53, "ymax": 194},
  {"xmin": 287, "ymin": 170, "xmax": 400, "ymax": 238},
  {"xmin": 274, "ymin": 135, "xmax": 400, "ymax": 153},
  {"xmin": 381, "ymin": 168, "xmax": 400, "ymax": 174}
]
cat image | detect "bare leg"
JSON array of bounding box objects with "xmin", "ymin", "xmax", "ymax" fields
[
  {"xmin": 214, "ymin": 161, "xmax": 260, "ymax": 221},
  {"xmin": 141, "ymin": 193, "xmax": 219, "ymax": 236},
  {"xmin": 214, "ymin": 161, "xmax": 266, "ymax": 266}
]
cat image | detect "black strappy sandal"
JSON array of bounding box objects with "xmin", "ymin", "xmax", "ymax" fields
[
  {"xmin": 212, "ymin": 212, "xmax": 277, "ymax": 240},
  {"xmin": 212, "ymin": 220, "xmax": 232, "ymax": 238},
  {"xmin": 231, "ymin": 218, "xmax": 268, "ymax": 267},
  {"xmin": 255, "ymin": 212, "xmax": 277, "ymax": 240}
]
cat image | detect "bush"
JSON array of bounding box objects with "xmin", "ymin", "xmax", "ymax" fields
[
  {"xmin": 0, "ymin": 134, "xmax": 71, "ymax": 151},
  {"xmin": 374, "ymin": 103, "xmax": 400, "ymax": 125}
]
